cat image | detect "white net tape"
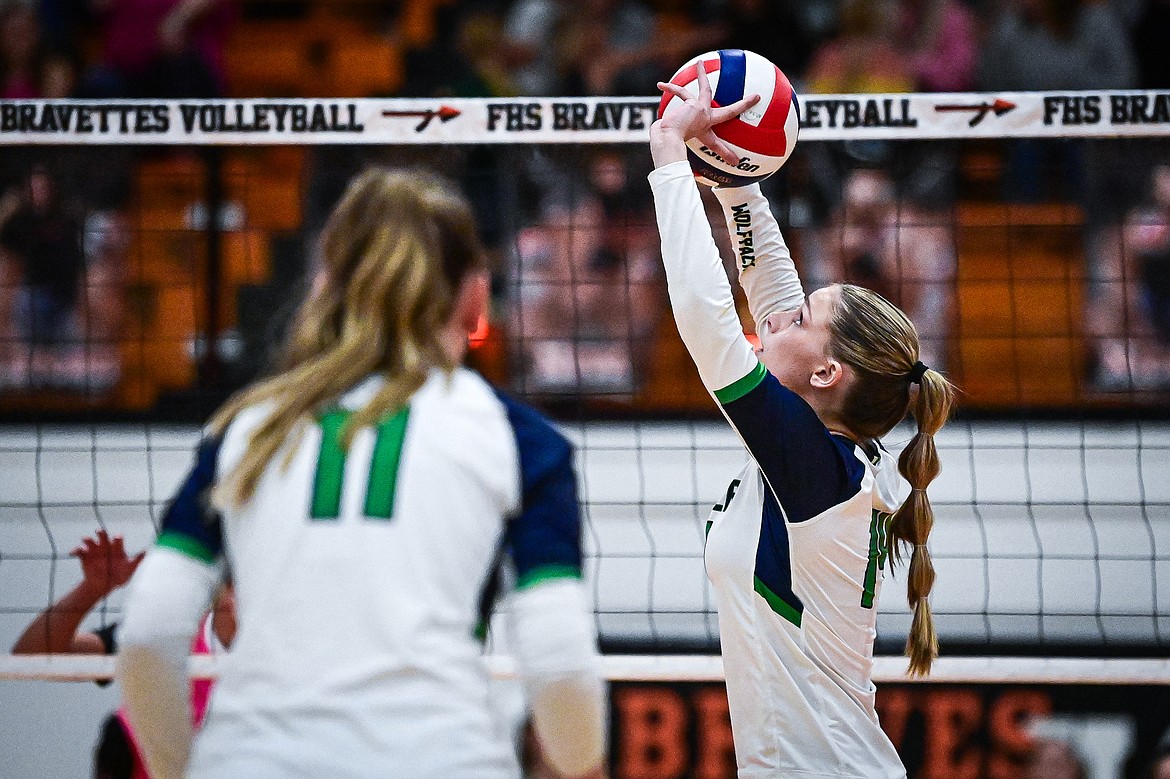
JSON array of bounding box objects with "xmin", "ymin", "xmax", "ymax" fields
[
  {"xmin": 4, "ymin": 653, "xmax": 1168, "ymax": 685},
  {"xmin": 1, "ymin": 91, "xmax": 1169, "ymax": 145}
]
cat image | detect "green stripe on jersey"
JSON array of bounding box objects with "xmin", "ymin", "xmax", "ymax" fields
[
  {"xmin": 754, "ymin": 575, "xmax": 802, "ymax": 627},
  {"xmin": 310, "ymin": 410, "xmax": 349, "ymax": 520},
  {"xmin": 714, "ymin": 362, "xmax": 767, "ymax": 404},
  {"xmin": 862, "ymin": 510, "xmax": 893, "ymax": 609},
  {"xmin": 517, "ymin": 564, "xmax": 582, "ymax": 590},
  {"xmin": 364, "ymin": 407, "xmax": 410, "ymax": 519},
  {"xmin": 157, "ymin": 531, "xmax": 216, "ymax": 564}
]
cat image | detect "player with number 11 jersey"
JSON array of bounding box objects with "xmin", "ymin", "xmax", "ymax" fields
[{"xmin": 117, "ymin": 169, "xmax": 606, "ymax": 779}]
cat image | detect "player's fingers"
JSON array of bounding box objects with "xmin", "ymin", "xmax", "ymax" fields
[
  {"xmin": 695, "ymin": 59, "xmax": 712, "ymax": 102},
  {"xmin": 129, "ymin": 551, "xmax": 145, "ymax": 569},
  {"xmin": 95, "ymin": 529, "xmax": 109, "ymax": 545},
  {"xmin": 69, "ymin": 546, "xmax": 83, "ymax": 558},
  {"xmin": 111, "ymin": 535, "xmax": 125, "ymax": 557},
  {"xmin": 702, "ymin": 131, "xmax": 740, "ymax": 167},
  {"xmin": 713, "ymin": 93, "xmax": 761, "ymax": 123},
  {"xmin": 656, "ymin": 81, "xmax": 692, "ymax": 101}
]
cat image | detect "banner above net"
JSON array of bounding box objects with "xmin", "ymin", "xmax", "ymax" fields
[{"xmin": 1, "ymin": 90, "xmax": 1168, "ymax": 145}]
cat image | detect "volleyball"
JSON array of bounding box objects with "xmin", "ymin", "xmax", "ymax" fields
[{"xmin": 657, "ymin": 49, "xmax": 800, "ymax": 188}]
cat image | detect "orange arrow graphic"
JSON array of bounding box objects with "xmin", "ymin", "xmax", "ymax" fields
[
  {"xmin": 381, "ymin": 106, "xmax": 462, "ymax": 132},
  {"xmin": 934, "ymin": 98, "xmax": 1017, "ymax": 127}
]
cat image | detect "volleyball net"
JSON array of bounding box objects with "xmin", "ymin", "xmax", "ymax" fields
[{"xmin": 1, "ymin": 93, "xmax": 1169, "ymax": 690}]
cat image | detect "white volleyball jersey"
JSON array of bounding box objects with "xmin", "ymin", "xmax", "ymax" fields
[
  {"xmin": 154, "ymin": 368, "xmax": 585, "ymax": 779},
  {"xmin": 650, "ymin": 161, "xmax": 907, "ymax": 778}
]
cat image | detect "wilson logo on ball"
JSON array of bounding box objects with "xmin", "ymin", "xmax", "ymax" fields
[{"xmin": 658, "ymin": 49, "xmax": 800, "ymax": 188}]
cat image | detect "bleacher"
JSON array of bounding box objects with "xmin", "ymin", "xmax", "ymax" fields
[
  {"xmin": 1, "ymin": 1, "xmax": 1123, "ymax": 415},
  {"xmin": 118, "ymin": 0, "xmax": 406, "ymax": 411}
]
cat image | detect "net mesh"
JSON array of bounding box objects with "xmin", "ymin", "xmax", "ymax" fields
[{"xmin": 1, "ymin": 94, "xmax": 1168, "ymax": 673}]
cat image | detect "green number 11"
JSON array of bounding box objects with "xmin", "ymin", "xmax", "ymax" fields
[{"xmin": 309, "ymin": 407, "xmax": 411, "ymax": 520}]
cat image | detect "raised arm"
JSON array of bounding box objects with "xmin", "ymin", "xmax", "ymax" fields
[
  {"xmin": 649, "ymin": 62, "xmax": 767, "ymax": 399},
  {"xmin": 712, "ymin": 184, "xmax": 804, "ymax": 330},
  {"xmin": 12, "ymin": 530, "xmax": 143, "ymax": 655}
]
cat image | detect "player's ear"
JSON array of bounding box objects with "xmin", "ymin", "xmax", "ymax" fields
[
  {"xmin": 810, "ymin": 358, "xmax": 845, "ymax": 389},
  {"xmin": 454, "ymin": 269, "xmax": 490, "ymax": 335}
]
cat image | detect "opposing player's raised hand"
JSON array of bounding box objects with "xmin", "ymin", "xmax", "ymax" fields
[
  {"xmin": 655, "ymin": 59, "xmax": 760, "ymax": 167},
  {"xmin": 71, "ymin": 529, "xmax": 144, "ymax": 596}
]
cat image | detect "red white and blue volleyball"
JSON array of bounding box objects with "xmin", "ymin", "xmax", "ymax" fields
[{"xmin": 658, "ymin": 49, "xmax": 800, "ymax": 188}]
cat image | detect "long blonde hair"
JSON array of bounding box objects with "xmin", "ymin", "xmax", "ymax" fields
[
  {"xmin": 829, "ymin": 284, "xmax": 955, "ymax": 676},
  {"xmin": 210, "ymin": 168, "xmax": 485, "ymax": 508}
]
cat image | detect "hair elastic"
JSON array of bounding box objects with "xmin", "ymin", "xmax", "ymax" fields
[{"xmin": 907, "ymin": 361, "xmax": 929, "ymax": 384}]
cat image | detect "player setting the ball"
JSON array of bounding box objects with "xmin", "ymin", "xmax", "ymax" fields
[{"xmin": 649, "ymin": 58, "xmax": 954, "ymax": 777}]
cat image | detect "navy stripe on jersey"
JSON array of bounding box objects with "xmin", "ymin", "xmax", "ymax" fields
[
  {"xmin": 713, "ymin": 49, "xmax": 747, "ymax": 107},
  {"xmin": 495, "ymin": 391, "xmax": 583, "ymax": 588},
  {"xmin": 722, "ymin": 369, "xmax": 865, "ymax": 523},
  {"xmin": 755, "ymin": 491, "xmax": 803, "ymax": 626},
  {"xmin": 157, "ymin": 436, "xmax": 224, "ymax": 564}
]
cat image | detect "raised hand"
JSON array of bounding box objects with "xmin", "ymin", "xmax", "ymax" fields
[
  {"xmin": 653, "ymin": 59, "xmax": 760, "ymax": 168},
  {"xmin": 72, "ymin": 529, "xmax": 145, "ymax": 597}
]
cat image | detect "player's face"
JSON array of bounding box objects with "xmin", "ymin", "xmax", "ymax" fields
[{"xmin": 755, "ymin": 285, "xmax": 840, "ymax": 395}]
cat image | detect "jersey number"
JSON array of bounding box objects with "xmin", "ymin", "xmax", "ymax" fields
[
  {"xmin": 861, "ymin": 510, "xmax": 892, "ymax": 609},
  {"xmin": 712, "ymin": 479, "xmax": 742, "ymax": 512},
  {"xmin": 309, "ymin": 407, "xmax": 410, "ymax": 520}
]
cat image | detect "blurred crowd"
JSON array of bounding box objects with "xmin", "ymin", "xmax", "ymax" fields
[{"xmin": 2, "ymin": 0, "xmax": 1170, "ymax": 402}]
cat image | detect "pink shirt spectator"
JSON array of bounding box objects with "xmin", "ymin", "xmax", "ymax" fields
[
  {"xmin": 899, "ymin": 0, "xmax": 979, "ymax": 92},
  {"xmin": 101, "ymin": 0, "xmax": 233, "ymax": 86}
]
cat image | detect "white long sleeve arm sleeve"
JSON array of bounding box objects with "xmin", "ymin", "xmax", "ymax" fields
[
  {"xmin": 116, "ymin": 548, "xmax": 219, "ymax": 779},
  {"xmin": 649, "ymin": 160, "xmax": 760, "ymax": 396},
  {"xmin": 506, "ymin": 579, "xmax": 606, "ymax": 778},
  {"xmin": 713, "ymin": 182, "xmax": 805, "ymax": 329}
]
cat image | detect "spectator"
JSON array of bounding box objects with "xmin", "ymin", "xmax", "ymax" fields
[
  {"xmin": 0, "ymin": 0, "xmax": 73, "ymax": 99},
  {"xmin": 802, "ymin": 0, "xmax": 915, "ymax": 183},
  {"xmin": 511, "ymin": 147, "xmax": 664, "ymax": 395},
  {"xmin": 0, "ymin": 163, "xmax": 126, "ymax": 394},
  {"xmin": 813, "ymin": 167, "xmax": 954, "ymax": 369},
  {"xmin": 0, "ymin": 4, "xmax": 128, "ymax": 400},
  {"xmin": 977, "ymin": 0, "xmax": 1138, "ymax": 202},
  {"xmin": 502, "ymin": 0, "xmax": 698, "ymax": 97},
  {"xmin": 1090, "ymin": 162, "xmax": 1170, "ymax": 390},
  {"xmin": 977, "ymin": 0, "xmax": 1147, "ymax": 396},
  {"xmin": 805, "ymin": 0, "xmax": 914, "ymax": 96},
  {"xmin": 400, "ymin": 3, "xmax": 514, "ymax": 98},
  {"xmin": 800, "ymin": 0, "xmax": 956, "ymax": 369},
  {"xmin": 79, "ymin": 0, "xmax": 235, "ymax": 99},
  {"xmin": 0, "ymin": 164, "xmax": 85, "ymax": 391},
  {"xmin": 560, "ymin": 0, "xmax": 702, "ymax": 96},
  {"xmin": 979, "ymin": 0, "xmax": 1137, "ymax": 91},
  {"xmin": 897, "ymin": 0, "xmax": 978, "ymax": 93},
  {"xmin": 77, "ymin": 192, "xmax": 130, "ymax": 392},
  {"xmin": 500, "ymin": 0, "xmax": 565, "ymax": 96}
]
